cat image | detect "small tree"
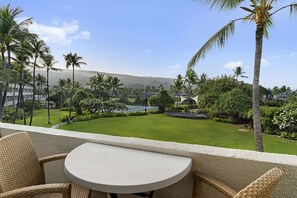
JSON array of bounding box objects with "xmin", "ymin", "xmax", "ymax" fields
[
  {"xmin": 148, "ymin": 90, "xmax": 174, "ymax": 112},
  {"xmin": 212, "ymin": 88, "xmax": 251, "ymax": 123},
  {"xmin": 72, "ymin": 90, "xmax": 93, "ymax": 115}
]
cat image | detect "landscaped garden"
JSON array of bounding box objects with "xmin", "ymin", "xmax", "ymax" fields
[{"xmin": 59, "ymin": 113, "xmax": 297, "ymax": 155}]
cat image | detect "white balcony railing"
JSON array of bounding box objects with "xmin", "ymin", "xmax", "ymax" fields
[{"xmin": 0, "ymin": 123, "xmax": 296, "ymax": 198}]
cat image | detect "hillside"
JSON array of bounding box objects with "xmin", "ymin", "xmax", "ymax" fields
[{"xmin": 36, "ymin": 69, "xmax": 174, "ymax": 89}]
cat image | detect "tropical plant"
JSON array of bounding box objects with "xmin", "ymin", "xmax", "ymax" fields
[
  {"xmin": 29, "ymin": 38, "xmax": 49, "ymax": 125},
  {"xmin": 188, "ymin": 0, "xmax": 297, "ymax": 152},
  {"xmin": 0, "ymin": 4, "xmax": 32, "ymax": 121},
  {"xmin": 35, "ymin": 73, "xmax": 46, "ymax": 98},
  {"xmin": 64, "ymin": 52, "xmax": 86, "ymax": 122},
  {"xmin": 42, "ymin": 54, "xmax": 60, "ymax": 124},
  {"xmin": 88, "ymin": 73, "xmax": 105, "ymax": 98},
  {"xmin": 148, "ymin": 89, "xmax": 174, "ymax": 112},
  {"xmin": 233, "ymin": 66, "xmax": 247, "ymax": 80},
  {"xmin": 171, "ymin": 74, "xmax": 185, "ymax": 107},
  {"xmin": 211, "ymin": 88, "xmax": 252, "ymax": 123},
  {"xmin": 185, "ymin": 69, "xmax": 198, "ymax": 106},
  {"xmin": 72, "ymin": 89, "xmax": 93, "ymax": 115}
]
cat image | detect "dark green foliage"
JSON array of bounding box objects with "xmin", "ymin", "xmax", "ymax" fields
[
  {"xmin": 247, "ymin": 106, "xmax": 280, "ymax": 134},
  {"xmin": 128, "ymin": 111, "xmax": 149, "ymax": 116},
  {"xmin": 24, "ymin": 100, "xmax": 42, "ymax": 114},
  {"xmin": 211, "ymin": 88, "xmax": 252, "ymax": 123},
  {"xmin": 3, "ymin": 106, "xmax": 24, "ymax": 122},
  {"xmin": 80, "ymin": 98, "xmax": 128, "ymax": 113},
  {"xmin": 72, "ymin": 89, "xmax": 93, "ymax": 115},
  {"xmin": 148, "ymin": 90, "xmax": 174, "ymax": 112}
]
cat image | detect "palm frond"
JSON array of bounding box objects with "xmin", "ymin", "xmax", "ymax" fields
[
  {"xmin": 188, "ymin": 20, "xmax": 236, "ymax": 68},
  {"xmin": 263, "ymin": 18, "xmax": 273, "ymax": 38},
  {"xmin": 270, "ymin": 3, "xmax": 297, "ymax": 16},
  {"xmin": 290, "ymin": 4, "xmax": 297, "ymax": 15},
  {"xmin": 204, "ymin": 0, "xmax": 244, "ymax": 10}
]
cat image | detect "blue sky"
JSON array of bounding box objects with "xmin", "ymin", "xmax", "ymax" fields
[{"xmin": 2, "ymin": 0, "xmax": 297, "ymax": 89}]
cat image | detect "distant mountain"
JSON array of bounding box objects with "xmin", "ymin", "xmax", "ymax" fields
[{"xmin": 36, "ymin": 69, "xmax": 174, "ymax": 89}]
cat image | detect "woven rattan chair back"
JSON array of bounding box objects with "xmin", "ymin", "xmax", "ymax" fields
[
  {"xmin": 0, "ymin": 132, "xmax": 44, "ymax": 193},
  {"xmin": 233, "ymin": 168, "xmax": 285, "ymax": 198}
]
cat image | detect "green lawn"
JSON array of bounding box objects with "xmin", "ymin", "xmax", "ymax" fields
[
  {"xmin": 15, "ymin": 109, "xmax": 69, "ymax": 128},
  {"xmin": 60, "ymin": 114, "xmax": 297, "ymax": 155}
]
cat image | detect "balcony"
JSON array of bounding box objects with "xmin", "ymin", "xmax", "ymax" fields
[{"xmin": 0, "ymin": 123, "xmax": 296, "ymax": 198}]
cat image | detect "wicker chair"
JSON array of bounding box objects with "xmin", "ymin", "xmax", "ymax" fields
[
  {"xmin": 0, "ymin": 132, "xmax": 90, "ymax": 198},
  {"xmin": 193, "ymin": 167, "xmax": 285, "ymax": 198}
]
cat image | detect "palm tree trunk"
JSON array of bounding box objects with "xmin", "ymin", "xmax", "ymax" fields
[
  {"xmin": 0, "ymin": 46, "xmax": 12, "ymax": 121},
  {"xmin": 13, "ymin": 63, "xmax": 23, "ymax": 124},
  {"xmin": 0, "ymin": 51, "xmax": 5, "ymax": 122},
  {"xmin": 29, "ymin": 56, "xmax": 38, "ymax": 126},
  {"xmin": 68, "ymin": 65, "xmax": 74, "ymax": 123},
  {"xmin": 253, "ymin": 25, "xmax": 264, "ymax": 152},
  {"xmin": 47, "ymin": 69, "xmax": 51, "ymax": 124}
]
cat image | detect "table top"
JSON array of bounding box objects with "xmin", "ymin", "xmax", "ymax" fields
[{"xmin": 64, "ymin": 142, "xmax": 192, "ymax": 194}]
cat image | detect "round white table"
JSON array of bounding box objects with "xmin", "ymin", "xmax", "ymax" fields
[{"xmin": 64, "ymin": 142, "xmax": 192, "ymax": 196}]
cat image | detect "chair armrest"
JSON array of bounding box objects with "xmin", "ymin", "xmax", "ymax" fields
[
  {"xmin": 194, "ymin": 172, "xmax": 237, "ymax": 198},
  {"xmin": 0, "ymin": 183, "xmax": 71, "ymax": 198},
  {"xmin": 39, "ymin": 153, "xmax": 68, "ymax": 164}
]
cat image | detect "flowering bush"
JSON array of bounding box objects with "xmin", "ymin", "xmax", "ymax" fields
[{"xmin": 273, "ymin": 106, "xmax": 297, "ymax": 131}]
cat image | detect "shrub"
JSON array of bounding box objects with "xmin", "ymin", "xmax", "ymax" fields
[
  {"xmin": 211, "ymin": 88, "xmax": 251, "ymax": 123},
  {"xmin": 128, "ymin": 111, "xmax": 149, "ymax": 116},
  {"xmin": 24, "ymin": 100, "xmax": 42, "ymax": 113},
  {"xmin": 3, "ymin": 106, "xmax": 24, "ymax": 122},
  {"xmin": 273, "ymin": 105, "xmax": 297, "ymax": 132},
  {"xmin": 247, "ymin": 106, "xmax": 280, "ymax": 134}
]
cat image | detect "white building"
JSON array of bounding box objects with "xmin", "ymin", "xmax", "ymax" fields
[{"xmin": 5, "ymin": 84, "xmax": 34, "ymax": 106}]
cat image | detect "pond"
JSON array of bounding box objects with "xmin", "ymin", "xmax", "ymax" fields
[{"xmin": 126, "ymin": 105, "xmax": 158, "ymax": 112}]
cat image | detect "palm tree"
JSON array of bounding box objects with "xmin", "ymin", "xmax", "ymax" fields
[
  {"xmin": 64, "ymin": 52, "xmax": 86, "ymax": 122},
  {"xmin": 42, "ymin": 54, "xmax": 60, "ymax": 124},
  {"xmin": 233, "ymin": 66, "xmax": 247, "ymax": 80},
  {"xmin": 171, "ymin": 74, "xmax": 185, "ymax": 107},
  {"xmin": 185, "ymin": 69, "xmax": 198, "ymax": 106},
  {"xmin": 57, "ymin": 79, "xmax": 66, "ymax": 108},
  {"xmin": 35, "ymin": 73, "xmax": 46, "ymax": 100},
  {"xmin": 188, "ymin": 0, "xmax": 297, "ymax": 152},
  {"xmin": 0, "ymin": 4, "xmax": 32, "ymax": 121},
  {"xmin": 88, "ymin": 73, "xmax": 105, "ymax": 98},
  {"xmin": 106, "ymin": 76, "xmax": 123, "ymax": 97},
  {"xmin": 29, "ymin": 38, "xmax": 49, "ymax": 126}
]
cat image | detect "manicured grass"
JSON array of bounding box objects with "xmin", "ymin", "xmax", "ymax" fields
[
  {"xmin": 61, "ymin": 114, "xmax": 297, "ymax": 155},
  {"xmin": 15, "ymin": 109, "xmax": 69, "ymax": 127}
]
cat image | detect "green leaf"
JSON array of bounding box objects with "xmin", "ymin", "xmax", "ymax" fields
[{"xmin": 240, "ymin": 6, "xmax": 254, "ymax": 13}]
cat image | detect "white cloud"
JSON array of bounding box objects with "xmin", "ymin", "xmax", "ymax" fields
[
  {"xmin": 28, "ymin": 18, "xmax": 90, "ymax": 44},
  {"xmin": 168, "ymin": 64, "xmax": 181, "ymax": 69},
  {"xmin": 223, "ymin": 60, "xmax": 242, "ymax": 69},
  {"xmin": 261, "ymin": 58, "xmax": 271, "ymax": 67}
]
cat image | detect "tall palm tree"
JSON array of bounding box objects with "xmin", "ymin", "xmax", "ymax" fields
[
  {"xmin": 63, "ymin": 52, "xmax": 86, "ymax": 122},
  {"xmin": 29, "ymin": 38, "xmax": 49, "ymax": 126},
  {"xmin": 0, "ymin": 4, "xmax": 32, "ymax": 121},
  {"xmin": 13, "ymin": 45, "xmax": 32, "ymax": 124},
  {"xmin": 42, "ymin": 54, "xmax": 60, "ymax": 124},
  {"xmin": 172, "ymin": 74, "xmax": 185, "ymax": 107},
  {"xmin": 35, "ymin": 73, "xmax": 46, "ymax": 100},
  {"xmin": 188, "ymin": 0, "xmax": 297, "ymax": 152},
  {"xmin": 185, "ymin": 69, "xmax": 198, "ymax": 106},
  {"xmin": 233, "ymin": 66, "xmax": 247, "ymax": 80}
]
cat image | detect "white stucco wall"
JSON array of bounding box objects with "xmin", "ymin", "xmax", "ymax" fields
[{"xmin": 0, "ymin": 123, "xmax": 297, "ymax": 198}]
